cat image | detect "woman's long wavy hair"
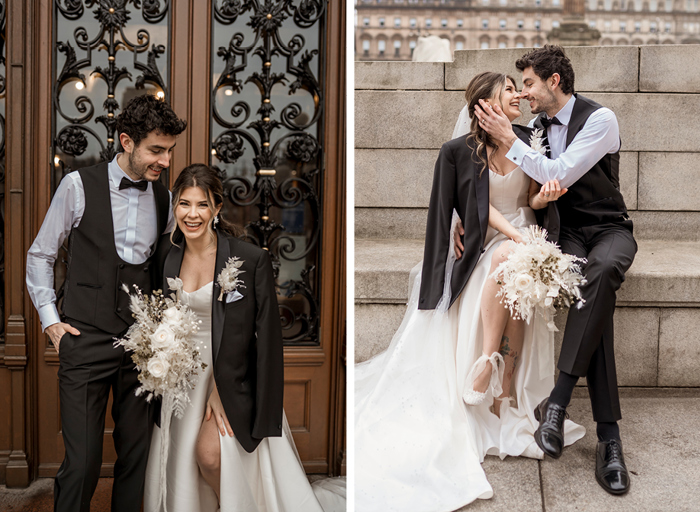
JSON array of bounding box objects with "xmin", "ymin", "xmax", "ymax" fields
[
  {"xmin": 464, "ymin": 72, "xmax": 517, "ymax": 176},
  {"xmin": 170, "ymin": 164, "xmax": 243, "ymax": 245}
]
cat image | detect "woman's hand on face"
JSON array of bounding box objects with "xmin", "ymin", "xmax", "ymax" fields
[
  {"xmin": 206, "ymin": 385, "xmax": 234, "ymax": 437},
  {"xmin": 454, "ymin": 220, "xmax": 465, "ymax": 259},
  {"xmin": 538, "ymin": 180, "xmax": 567, "ymax": 203}
]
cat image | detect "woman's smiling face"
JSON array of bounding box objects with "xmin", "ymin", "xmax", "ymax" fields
[
  {"xmin": 490, "ymin": 78, "xmax": 522, "ymax": 122},
  {"xmin": 175, "ymin": 186, "xmax": 221, "ymax": 242}
]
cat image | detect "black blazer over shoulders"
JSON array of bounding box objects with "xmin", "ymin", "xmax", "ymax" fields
[
  {"xmin": 418, "ymin": 125, "xmax": 532, "ymax": 311},
  {"xmin": 155, "ymin": 230, "xmax": 284, "ymax": 452}
]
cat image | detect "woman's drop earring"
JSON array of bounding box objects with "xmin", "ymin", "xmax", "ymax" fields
[{"xmin": 213, "ymin": 215, "xmax": 219, "ymax": 228}]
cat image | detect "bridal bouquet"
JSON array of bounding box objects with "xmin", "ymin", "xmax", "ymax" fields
[
  {"xmin": 114, "ymin": 277, "xmax": 206, "ymax": 418},
  {"xmin": 490, "ymin": 226, "xmax": 587, "ymax": 331}
]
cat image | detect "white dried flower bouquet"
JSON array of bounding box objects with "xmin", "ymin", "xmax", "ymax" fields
[
  {"xmin": 490, "ymin": 225, "xmax": 588, "ymax": 332},
  {"xmin": 114, "ymin": 277, "xmax": 206, "ymax": 418}
]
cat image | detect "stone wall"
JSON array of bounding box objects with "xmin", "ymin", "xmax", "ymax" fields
[{"xmin": 354, "ymin": 45, "xmax": 700, "ymax": 387}]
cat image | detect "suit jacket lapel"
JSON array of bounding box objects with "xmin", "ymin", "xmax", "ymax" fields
[
  {"xmin": 162, "ymin": 239, "xmax": 185, "ymax": 294},
  {"xmin": 212, "ymin": 231, "xmax": 230, "ymax": 362},
  {"xmin": 474, "ymin": 160, "xmax": 489, "ymax": 243}
]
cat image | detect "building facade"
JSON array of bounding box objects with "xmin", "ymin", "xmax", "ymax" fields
[{"xmin": 355, "ymin": 0, "xmax": 700, "ymax": 59}]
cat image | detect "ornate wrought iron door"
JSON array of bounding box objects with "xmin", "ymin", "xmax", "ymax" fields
[
  {"xmin": 52, "ymin": 0, "xmax": 171, "ymax": 192},
  {"xmin": 210, "ymin": 0, "xmax": 326, "ymax": 347}
]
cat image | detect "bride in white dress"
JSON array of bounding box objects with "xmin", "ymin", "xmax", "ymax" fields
[
  {"xmin": 144, "ymin": 164, "xmax": 344, "ymax": 512},
  {"xmin": 355, "ymin": 72, "xmax": 584, "ymax": 512}
]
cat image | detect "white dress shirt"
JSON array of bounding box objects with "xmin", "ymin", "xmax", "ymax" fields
[
  {"xmin": 505, "ymin": 95, "xmax": 621, "ymax": 189},
  {"xmin": 26, "ymin": 155, "xmax": 174, "ymax": 330}
]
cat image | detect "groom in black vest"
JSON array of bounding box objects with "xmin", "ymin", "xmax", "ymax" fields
[
  {"xmin": 475, "ymin": 45, "xmax": 637, "ymax": 495},
  {"xmin": 26, "ymin": 95, "xmax": 186, "ymax": 511}
]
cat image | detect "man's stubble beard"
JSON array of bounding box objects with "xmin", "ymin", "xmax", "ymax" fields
[
  {"xmin": 127, "ymin": 150, "xmax": 158, "ymax": 182},
  {"xmin": 531, "ymin": 89, "xmax": 558, "ymax": 116}
]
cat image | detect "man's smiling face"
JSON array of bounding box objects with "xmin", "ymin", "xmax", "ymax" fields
[
  {"xmin": 520, "ymin": 67, "xmax": 559, "ymax": 115},
  {"xmin": 121, "ymin": 130, "xmax": 178, "ymax": 182}
]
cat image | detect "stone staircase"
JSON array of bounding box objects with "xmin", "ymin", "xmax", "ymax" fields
[{"xmin": 354, "ymin": 45, "xmax": 700, "ymax": 395}]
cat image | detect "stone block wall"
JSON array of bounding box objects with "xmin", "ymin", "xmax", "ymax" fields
[{"xmin": 355, "ymin": 45, "xmax": 700, "ymax": 387}]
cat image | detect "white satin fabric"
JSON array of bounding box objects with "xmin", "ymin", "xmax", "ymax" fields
[
  {"xmin": 355, "ymin": 167, "xmax": 585, "ymax": 512},
  {"xmin": 144, "ymin": 282, "xmax": 344, "ymax": 512}
]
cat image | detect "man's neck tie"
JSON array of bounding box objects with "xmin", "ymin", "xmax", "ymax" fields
[{"xmin": 119, "ymin": 177, "xmax": 148, "ymax": 192}]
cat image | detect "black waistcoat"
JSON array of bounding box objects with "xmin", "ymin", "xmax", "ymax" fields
[
  {"xmin": 62, "ymin": 162, "xmax": 170, "ymax": 333},
  {"xmin": 536, "ymin": 94, "xmax": 628, "ymax": 241}
]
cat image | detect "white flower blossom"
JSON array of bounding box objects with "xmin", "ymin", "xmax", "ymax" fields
[
  {"xmin": 151, "ymin": 324, "xmax": 176, "ymax": 350},
  {"xmin": 489, "ymin": 225, "xmax": 587, "ymax": 331},
  {"xmin": 529, "ymin": 128, "xmax": 549, "ymax": 155},
  {"xmin": 147, "ymin": 355, "xmax": 170, "ymax": 378},
  {"xmin": 217, "ymin": 257, "xmax": 246, "ymax": 301},
  {"xmin": 162, "ymin": 306, "xmax": 182, "ymax": 324}
]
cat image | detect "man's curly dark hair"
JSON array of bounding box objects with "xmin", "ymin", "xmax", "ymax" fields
[
  {"xmin": 115, "ymin": 94, "xmax": 187, "ymax": 147},
  {"xmin": 515, "ymin": 45, "xmax": 575, "ymax": 95}
]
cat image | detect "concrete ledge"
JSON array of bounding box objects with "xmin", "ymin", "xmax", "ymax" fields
[
  {"xmin": 355, "ymin": 61, "xmax": 445, "ymax": 90},
  {"xmin": 355, "ymin": 207, "xmax": 428, "ymax": 240},
  {"xmin": 355, "ymin": 149, "xmax": 438, "ymax": 207},
  {"xmin": 355, "ymin": 302, "xmax": 661, "ymax": 387},
  {"xmin": 355, "ymin": 149, "xmax": 638, "ymax": 210},
  {"xmin": 447, "ymin": 46, "xmax": 639, "ymax": 93},
  {"xmin": 640, "ymin": 45, "xmax": 700, "ymax": 93},
  {"xmin": 355, "ymin": 90, "xmax": 466, "ymax": 149},
  {"xmin": 356, "ymin": 91, "xmax": 700, "ymax": 152},
  {"xmin": 355, "ymin": 208, "xmax": 700, "ymax": 242},
  {"xmin": 355, "ymin": 239, "xmax": 700, "ymax": 304},
  {"xmin": 627, "ymin": 211, "xmax": 700, "ymax": 242},
  {"xmin": 638, "ymin": 152, "xmax": 700, "ymax": 211}
]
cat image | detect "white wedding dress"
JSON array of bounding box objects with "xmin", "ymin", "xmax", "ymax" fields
[
  {"xmin": 355, "ymin": 166, "xmax": 585, "ymax": 512},
  {"xmin": 144, "ymin": 282, "xmax": 345, "ymax": 512}
]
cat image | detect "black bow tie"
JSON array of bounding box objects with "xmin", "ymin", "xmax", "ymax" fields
[
  {"xmin": 539, "ymin": 116, "xmax": 562, "ymax": 129},
  {"xmin": 119, "ymin": 177, "xmax": 148, "ymax": 192}
]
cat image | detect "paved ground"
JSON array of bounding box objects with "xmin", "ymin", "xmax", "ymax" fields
[
  {"xmin": 0, "ymin": 474, "xmax": 330, "ymax": 511},
  {"xmin": 456, "ymin": 388, "xmax": 700, "ymax": 512},
  {"xmin": 2, "ymin": 389, "xmax": 698, "ymax": 511}
]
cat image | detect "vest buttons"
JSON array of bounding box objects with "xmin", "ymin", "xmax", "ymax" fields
[
  {"xmin": 116, "ymin": 307, "xmax": 122, "ymax": 313},
  {"xmin": 119, "ymin": 264, "xmax": 125, "ymax": 269}
]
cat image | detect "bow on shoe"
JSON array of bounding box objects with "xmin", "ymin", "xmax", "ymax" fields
[{"xmin": 463, "ymin": 352, "xmax": 505, "ymax": 406}]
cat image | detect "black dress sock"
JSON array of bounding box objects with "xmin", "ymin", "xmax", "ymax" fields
[
  {"xmin": 549, "ymin": 371, "xmax": 578, "ymax": 408},
  {"xmin": 597, "ymin": 422, "xmax": 621, "ymax": 442}
]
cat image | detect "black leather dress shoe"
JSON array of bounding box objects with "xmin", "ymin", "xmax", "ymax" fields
[
  {"xmin": 595, "ymin": 439, "xmax": 631, "ymax": 495},
  {"xmin": 533, "ymin": 398, "xmax": 567, "ymax": 458}
]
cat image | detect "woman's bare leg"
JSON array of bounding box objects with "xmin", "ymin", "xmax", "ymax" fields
[
  {"xmin": 493, "ymin": 316, "xmax": 525, "ymax": 417},
  {"xmin": 196, "ymin": 415, "xmax": 221, "ymax": 501},
  {"xmin": 472, "ymin": 242, "xmax": 516, "ymax": 394}
]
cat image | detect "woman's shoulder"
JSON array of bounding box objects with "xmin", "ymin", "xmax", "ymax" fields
[{"xmin": 223, "ymin": 233, "xmax": 268, "ymax": 262}]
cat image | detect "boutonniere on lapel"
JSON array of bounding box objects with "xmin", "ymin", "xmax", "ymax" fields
[
  {"xmin": 529, "ymin": 128, "xmax": 548, "ymax": 155},
  {"xmin": 217, "ymin": 256, "xmax": 246, "ymax": 302}
]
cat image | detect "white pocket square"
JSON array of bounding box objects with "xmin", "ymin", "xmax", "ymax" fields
[{"xmin": 225, "ymin": 290, "xmax": 244, "ymax": 303}]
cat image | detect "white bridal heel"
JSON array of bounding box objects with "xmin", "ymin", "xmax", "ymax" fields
[{"xmin": 463, "ymin": 352, "xmax": 505, "ymax": 406}]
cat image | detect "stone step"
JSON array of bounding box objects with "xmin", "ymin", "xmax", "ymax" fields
[
  {"xmin": 355, "ymin": 207, "xmax": 700, "ymax": 242},
  {"xmin": 354, "ymin": 238, "xmax": 700, "ymax": 387},
  {"xmin": 354, "ymin": 147, "xmax": 700, "ymax": 241}
]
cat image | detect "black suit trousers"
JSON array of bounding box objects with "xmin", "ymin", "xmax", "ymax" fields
[
  {"xmin": 556, "ymin": 221, "xmax": 637, "ymax": 423},
  {"xmin": 54, "ymin": 318, "xmax": 154, "ymax": 512}
]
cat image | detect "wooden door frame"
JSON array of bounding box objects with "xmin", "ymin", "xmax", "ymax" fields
[{"xmin": 0, "ymin": 0, "xmax": 345, "ymax": 486}]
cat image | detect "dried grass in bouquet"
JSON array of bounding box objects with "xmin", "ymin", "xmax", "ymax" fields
[{"xmin": 490, "ymin": 225, "xmax": 588, "ymax": 332}]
